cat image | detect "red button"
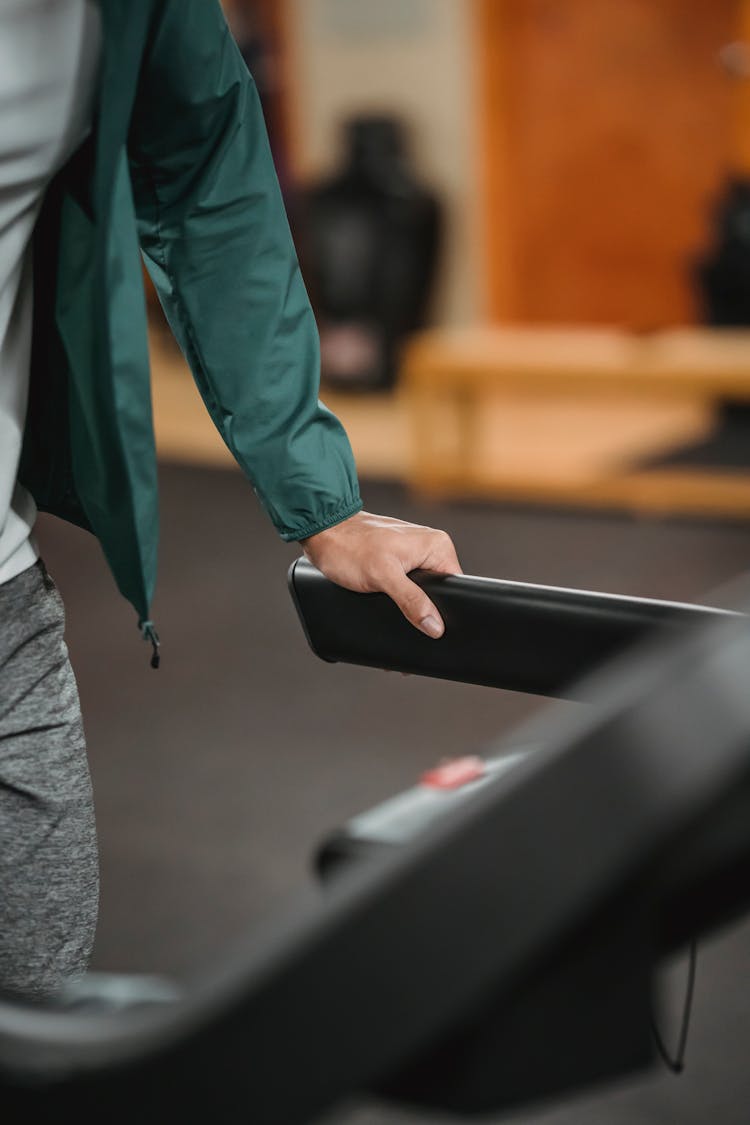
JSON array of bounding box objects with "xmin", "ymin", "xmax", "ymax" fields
[{"xmin": 421, "ymin": 756, "xmax": 486, "ymax": 790}]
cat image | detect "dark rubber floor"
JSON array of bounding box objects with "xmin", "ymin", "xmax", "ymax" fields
[{"xmin": 36, "ymin": 465, "xmax": 750, "ymax": 1125}]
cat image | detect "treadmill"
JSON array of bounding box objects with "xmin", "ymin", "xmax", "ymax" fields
[{"xmin": 0, "ymin": 559, "xmax": 749, "ymax": 1124}]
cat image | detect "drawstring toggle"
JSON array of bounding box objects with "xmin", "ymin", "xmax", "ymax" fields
[{"xmin": 139, "ymin": 619, "xmax": 161, "ymax": 669}]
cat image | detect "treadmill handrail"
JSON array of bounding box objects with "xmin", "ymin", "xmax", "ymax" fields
[{"xmin": 289, "ymin": 557, "xmax": 735, "ymax": 699}]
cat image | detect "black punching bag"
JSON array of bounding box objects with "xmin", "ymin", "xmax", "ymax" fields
[
  {"xmin": 696, "ymin": 177, "xmax": 750, "ymax": 327},
  {"xmin": 695, "ymin": 177, "xmax": 750, "ymax": 442},
  {"xmin": 300, "ymin": 115, "xmax": 442, "ymax": 391}
]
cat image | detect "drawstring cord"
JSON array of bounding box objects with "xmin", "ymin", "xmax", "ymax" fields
[{"xmin": 139, "ymin": 619, "xmax": 161, "ymax": 669}]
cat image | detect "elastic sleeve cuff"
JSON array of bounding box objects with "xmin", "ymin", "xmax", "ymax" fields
[{"xmin": 279, "ymin": 497, "xmax": 364, "ymax": 542}]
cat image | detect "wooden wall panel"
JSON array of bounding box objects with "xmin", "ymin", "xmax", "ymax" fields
[
  {"xmin": 479, "ymin": 0, "xmax": 739, "ymax": 326},
  {"xmin": 733, "ymin": 0, "xmax": 750, "ymax": 174}
]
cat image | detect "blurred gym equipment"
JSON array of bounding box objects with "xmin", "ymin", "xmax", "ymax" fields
[{"xmin": 1, "ymin": 561, "xmax": 749, "ymax": 1124}]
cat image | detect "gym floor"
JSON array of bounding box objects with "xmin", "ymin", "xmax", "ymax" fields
[{"xmin": 37, "ymin": 466, "xmax": 750, "ymax": 1125}]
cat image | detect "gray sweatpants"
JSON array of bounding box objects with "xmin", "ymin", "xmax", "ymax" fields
[{"xmin": 0, "ymin": 560, "xmax": 98, "ymax": 999}]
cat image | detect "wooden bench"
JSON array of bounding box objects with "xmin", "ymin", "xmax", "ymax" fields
[{"xmin": 402, "ymin": 326, "xmax": 750, "ymax": 518}]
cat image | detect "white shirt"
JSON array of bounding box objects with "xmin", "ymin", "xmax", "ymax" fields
[{"xmin": 0, "ymin": 0, "xmax": 101, "ymax": 584}]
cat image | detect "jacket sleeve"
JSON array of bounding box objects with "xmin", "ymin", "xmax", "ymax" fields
[{"xmin": 127, "ymin": 0, "xmax": 362, "ymax": 541}]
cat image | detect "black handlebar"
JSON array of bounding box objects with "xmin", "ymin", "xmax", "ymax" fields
[{"xmin": 289, "ymin": 558, "xmax": 730, "ymax": 699}]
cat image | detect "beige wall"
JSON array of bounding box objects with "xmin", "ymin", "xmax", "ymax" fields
[{"xmin": 284, "ymin": 0, "xmax": 483, "ymax": 325}]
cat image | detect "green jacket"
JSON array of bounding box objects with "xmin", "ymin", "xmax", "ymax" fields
[{"xmin": 20, "ymin": 0, "xmax": 361, "ymax": 659}]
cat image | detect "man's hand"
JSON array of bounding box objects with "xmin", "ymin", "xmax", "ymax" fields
[{"xmin": 300, "ymin": 511, "xmax": 462, "ymax": 638}]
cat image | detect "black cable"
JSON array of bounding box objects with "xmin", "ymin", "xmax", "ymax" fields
[{"xmin": 650, "ymin": 940, "xmax": 698, "ymax": 1074}]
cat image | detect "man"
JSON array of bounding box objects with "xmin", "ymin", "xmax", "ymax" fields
[{"xmin": 0, "ymin": 0, "xmax": 461, "ymax": 999}]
